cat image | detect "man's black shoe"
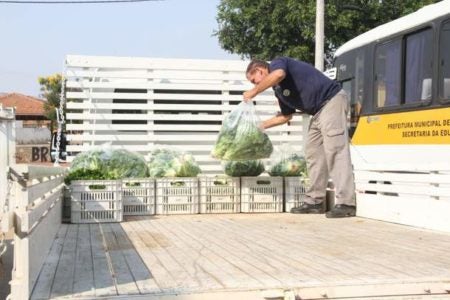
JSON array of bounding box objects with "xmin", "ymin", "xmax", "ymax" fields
[
  {"xmin": 290, "ymin": 202, "xmax": 324, "ymax": 214},
  {"xmin": 326, "ymin": 204, "xmax": 356, "ymax": 218}
]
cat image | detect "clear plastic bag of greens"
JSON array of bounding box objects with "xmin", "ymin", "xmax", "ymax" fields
[
  {"xmin": 66, "ymin": 143, "xmax": 148, "ymax": 183},
  {"xmin": 222, "ymin": 160, "xmax": 265, "ymax": 177},
  {"xmin": 105, "ymin": 148, "xmax": 148, "ymax": 179},
  {"xmin": 212, "ymin": 101, "xmax": 273, "ymax": 160},
  {"xmin": 268, "ymin": 144, "xmax": 307, "ymax": 177},
  {"xmin": 147, "ymin": 147, "xmax": 201, "ymax": 177},
  {"xmin": 69, "ymin": 144, "xmax": 110, "ymax": 173}
]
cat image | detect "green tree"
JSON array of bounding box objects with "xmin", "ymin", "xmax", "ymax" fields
[
  {"xmin": 38, "ymin": 74, "xmax": 64, "ymax": 131},
  {"xmin": 215, "ymin": 0, "xmax": 439, "ymax": 64}
]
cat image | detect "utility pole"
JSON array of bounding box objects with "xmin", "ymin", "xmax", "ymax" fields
[{"xmin": 315, "ymin": 0, "xmax": 324, "ymax": 71}]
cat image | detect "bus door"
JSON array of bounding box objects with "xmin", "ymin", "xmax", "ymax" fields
[{"xmin": 336, "ymin": 49, "xmax": 365, "ymax": 138}]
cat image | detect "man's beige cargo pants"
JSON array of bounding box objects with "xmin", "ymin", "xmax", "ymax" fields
[{"xmin": 304, "ymin": 89, "xmax": 356, "ymax": 206}]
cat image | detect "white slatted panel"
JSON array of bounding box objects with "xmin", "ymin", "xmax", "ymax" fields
[
  {"xmin": 65, "ymin": 55, "xmax": 308, "ymax": 174},
  {"xmin": 354, "ymin": 170, "xmax": 450, "ymax": 232}
]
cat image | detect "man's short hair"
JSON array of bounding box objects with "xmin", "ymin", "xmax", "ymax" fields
[{"xmin": 246, "ymin": 59, "xmax": 269, "ymax": 74}]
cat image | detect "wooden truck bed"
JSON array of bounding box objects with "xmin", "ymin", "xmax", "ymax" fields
[{"xmin": 31, "ymin": 213, "xmax": 450, "ymax": 300}]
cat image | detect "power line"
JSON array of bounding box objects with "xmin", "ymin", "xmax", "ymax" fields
[{"xmin": 0, "ymin": 0, "xmax": 162, "ymax": 4}]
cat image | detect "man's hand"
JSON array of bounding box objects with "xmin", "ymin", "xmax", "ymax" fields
[
  {"xmin": 262, "ymin": 113, "xmax": 293, "ymax": 129},
  {"xmin": 243, "ymin": 88, "xmax": 257, "ymax": 102}
]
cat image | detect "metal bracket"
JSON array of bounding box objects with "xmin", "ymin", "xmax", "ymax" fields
[{"xmin": 8, "ymin": 167, "xmax": 27, "ymax": 186}]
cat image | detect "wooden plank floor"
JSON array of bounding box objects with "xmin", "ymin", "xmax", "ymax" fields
[{"xmin": 31, "ymin": 214, "xmax": 450, "ymax": 299}]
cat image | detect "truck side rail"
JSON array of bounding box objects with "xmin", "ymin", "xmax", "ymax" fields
[{"xmin": 9, "ymin": 165, "xmax": 66, "ymax": 300}]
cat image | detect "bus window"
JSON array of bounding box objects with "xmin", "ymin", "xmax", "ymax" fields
[
  {"xmin": 440, "ymin": 20, "xmax": 450, "ymax": 100},
  {"xmin": 375, "ymin": 40, "xmax": 401, "ymax": 108},
  {"xmin": 405, "ymin": 28, "xmax": 433, "ymax": 103}
]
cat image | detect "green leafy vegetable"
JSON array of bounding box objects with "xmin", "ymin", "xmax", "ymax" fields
[
  {"xmin": 148, "ymin": 148, "xmax": 201, "ymax": 177},
  {"xmin": 212, "ymin": 102, "xmax": 273, "ymax": 160},
  {"xmin": 66, "ymin": 148, "xmax": 148, "ymax": 183},
  {"xmin": 69, "ymin": 149, "xmax": 106, "ymax": 173},
  {"xmin": 64, "ymin": 168, "xmax": 107, "ymax": 185},
  {"xmin": 269, "ymin": 154, "xmax": 307, "ymax": 177},
  {"xmin": 223, "ymin": 160, "xmax": 265, "ymax": 177},
  {"xmin": 105, "ymin": 149, "xmax": 148, "ymax": 179}
]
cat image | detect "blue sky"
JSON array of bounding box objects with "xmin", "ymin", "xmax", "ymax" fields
[{"xmin": 0, "ymin": 0, "xmax": 241, "ymax": 97}]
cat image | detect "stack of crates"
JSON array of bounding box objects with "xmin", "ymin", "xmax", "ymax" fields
[
  {"xmin": 70, "ymin": 180, "xmax": 123, "ymax": 223},
  {"xmin": 241, "ymin": 176, "xmax": 283, "ymax": 213},
  {"xmin": 122, "ymin": 178, "xmax": 155, "ymax": 215},
  {"xmin": 284, "ymin": 177, "xmax": 308, "ymax": 212},
  {"xmin": 67, "ymin": 175, "xmax": 314, "ymax": 220},
  {"xmin": 199, "ymin": 176, "xmax": 240, "ymax": 213},
  {"xmin": 156, "ymin": 177, "xmax": 199, "ymax": 214}
]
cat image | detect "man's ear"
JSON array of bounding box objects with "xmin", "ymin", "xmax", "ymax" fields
[{"xmin": 256, "ymin": 66, "xmax": 268, "ymax": 75}]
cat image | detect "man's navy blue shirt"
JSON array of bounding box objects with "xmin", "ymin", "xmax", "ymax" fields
[{"xmin": 269, "ymin": 57, "xmax": 341, "ymax": 116}]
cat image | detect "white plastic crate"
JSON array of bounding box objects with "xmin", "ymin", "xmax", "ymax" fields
[
  {"xmin": 122, "ymin": 178, "xmax": 155, "ymax": 216},
  {"xmin": 199, "ymin": 176, "xmax": 240, "ymax": 214},
  {"xmin": 241, "ymin": 176, "xmax": 283, "ymax": 213},
  {"xmin": 284, "ymin": 177, "xmax": 308, "ymax": 212},
  {"xmin": 156, "ymin": 178, "xmax": 199, "ymax": 215},
  {"xmin": 70, "ymin": 180, "xmax": 122, "ymax": 223}
]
